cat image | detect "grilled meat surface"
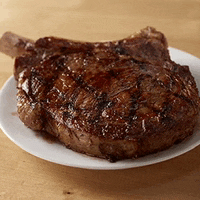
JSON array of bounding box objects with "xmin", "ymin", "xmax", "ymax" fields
[{"xmin": 3, "ymin": 27, "xmax": 200, "ymax": 161}]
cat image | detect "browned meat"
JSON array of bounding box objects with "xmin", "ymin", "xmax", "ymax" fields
[{"xmin": 1, "ymin": 27, "xmax": 199, "ymax": 162}]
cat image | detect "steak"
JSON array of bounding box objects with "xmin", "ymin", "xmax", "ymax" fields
[{"xmin": 0, "ymin": 27, "xmax": 199, "ymax": 162}]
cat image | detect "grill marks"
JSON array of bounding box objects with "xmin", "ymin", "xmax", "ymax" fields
[
  {"xmin": 17, "ymin": 30, "xmax": 200, "ymax": 140},
  {"xmin": 28, "ymin": 51, "xmax": 197, "ymax": 138},
  {"xmin": 27, "ymin": 50, "xmax": 173, "ymax": 136},
  {"xmin": 29, "ymin": 54, "xmax": 67, "ymax": 102},
  {"xmin": 27, "ymin": 49, "xmax": 142, "ymax": 134},
  {"xmin": 26, "ymin": 51, "xmax": 119, "ymax": 131}
]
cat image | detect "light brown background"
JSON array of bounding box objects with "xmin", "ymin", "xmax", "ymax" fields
[{"xmin": 0, "ymin": 0, "xmax": 200, "ymax": 199}]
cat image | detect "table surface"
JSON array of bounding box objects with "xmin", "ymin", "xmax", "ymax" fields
[{"xmin": 0, "ymin": 0, "xmax": 200, "ymax": 199}]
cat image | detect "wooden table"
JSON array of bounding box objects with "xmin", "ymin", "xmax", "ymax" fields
[{"xmin": 0, "ymin": 0, "xmax": 200, "ymax": 199}]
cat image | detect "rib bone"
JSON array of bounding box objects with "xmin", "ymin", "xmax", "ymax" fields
[{"xmin": 0, "ymin": 32, "xmax": 34, "ymax": 58}]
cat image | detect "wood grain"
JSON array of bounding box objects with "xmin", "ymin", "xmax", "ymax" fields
[{"xmin": 0, "ymin": 0, "xmax": 200, "ymax": 199}]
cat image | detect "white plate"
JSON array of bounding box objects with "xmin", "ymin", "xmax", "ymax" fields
[{"xmin": 0, "ymin": 47, "xmax": 200, "ymax": 170}]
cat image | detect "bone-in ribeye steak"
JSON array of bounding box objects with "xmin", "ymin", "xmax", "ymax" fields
[{"xmin": 0, "ymin": 27, "xmax": 199, "ymax": 162}]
